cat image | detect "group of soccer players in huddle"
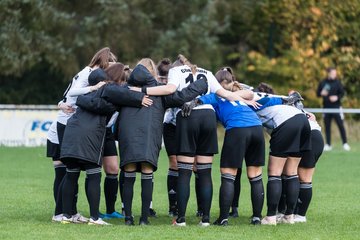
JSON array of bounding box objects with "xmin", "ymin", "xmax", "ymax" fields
[{"xmin": 47, "ymin": 47, "xmax": 323, "ymax": 226}]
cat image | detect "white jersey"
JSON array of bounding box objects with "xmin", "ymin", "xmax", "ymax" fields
[
  {"xmin": 47, "ymin": 121, "xmax": 59, "ymax": 144},
  {"xmin": 57, "ymin": 66, "xmax": 93, "ymax": 125},
  {"xmin": 256, "ymin": 105, "xmax": 305, "ymax": 129},
  {"xmin": 163, "ymin": 108, "xmax": 177, "ymax": 126},
  {"xmin": 167, "ymin": 65, "xmax": 222, "ymax": 111}
]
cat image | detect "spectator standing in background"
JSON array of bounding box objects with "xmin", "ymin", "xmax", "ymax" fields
[{"xmin": 316, "ymin": 67, "xmax": 350, "ymax": 151}]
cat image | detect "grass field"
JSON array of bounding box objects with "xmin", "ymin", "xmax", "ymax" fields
[{"xmin": 0, "ymin": 142, "xmax": 359, "ymax": 240}]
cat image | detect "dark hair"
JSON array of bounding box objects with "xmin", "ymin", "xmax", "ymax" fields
[
  {"xmin": 120, "ymin": 65, "xmax": 132, "ymax": 85},
  {"xmin": 215, "ymin": 67, "xmax": 236, "ymax": 84},
  {"xmin": 254, "ymin": 82, "xmax": 275, "ymax": 94},
  {"xmin": 326, "ymin": 67, "xmax": 336, "ymax": 73},
  {"xmin": 157, "ymin": 58, "xmax": 172, "ymax": 76},
  {"xmin": 105, "ymin": 63, "xmax": 124, "ymax": 84},
  {"xmin": 89, "ymin": 47, "xmax": 117, "ymax": 69}
]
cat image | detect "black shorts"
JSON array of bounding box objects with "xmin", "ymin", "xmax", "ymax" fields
[
  {"xmin": 163, "ymin": 123, "xmax": 177, "ymax": 156},
  {"xmin": 56, "ymin": 122, "xmax": 66, "ymax": 147},
  {"xmin": 46, "ymin": 140, "xmax": 60, "ymax": 160},
  {"xmin": 103, "ymin": 127, "xmax": 118, "ymax": 157},
  {"xmin": 299, "ymin": 130, "xmax": 324, "ymax": 168},
  {"xmin": 270, "ymin": 114, "xmax": 311, "ymax": 158},
  {"xmin": 63, "ymin": 157, "xmax": 101, "ymax": 171},
  {"xmin": 176, "ymin": 109, "xmax": 218, "ymax": 157},
  {"xmin": 220, "ymin": 126, "xmax": 265, "ymax": 168}
]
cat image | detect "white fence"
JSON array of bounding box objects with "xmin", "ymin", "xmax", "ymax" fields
[{"xmin": 0, "ymin": 105, "xmax": 359, "ymax": 147}]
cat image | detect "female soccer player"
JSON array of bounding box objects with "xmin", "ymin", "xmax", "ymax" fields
[
  {"xmin": 117, "ymin": 58, "xmax": 209, "ymax": 226},
  {"xmin": 60, "ymin": 63, "xmax": 152, "ymax": 225},
  {"xmin": 196, "ymin": 68, "xmax": 265, "ymax": 226},
  {"xmin": 139, "ymin": 55, "xmax": 254, "ymax": 226}
]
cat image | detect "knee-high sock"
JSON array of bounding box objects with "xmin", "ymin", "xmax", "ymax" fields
[
  {"xmin": 297, "ymin": 182, "xmax": 312, "ymax": 216},
  {"xmin": 232, "ymin": 168, "xmax": 242, "ymax": 208},
  {"xmin": 194, "ymin": 171, "xmax": 202, "ymax": 213},
  {"xmin": 119, "ymin": 170, "xmax": 125, "ymax": 208},
  {"xmin": 249, "ymin": 174, "xmax": 264, "ymax": 218},
  {"xmin": 219, "ymin": 173, "xmax": 235, "ymax": 220},
  {"xmin": 85, "ymin": 168, "xmax": 102, "ymax": 220},
  {"xmin": 71, "ymin": 181, "xmax": 79, "ymax": 215},
  {"xmin": 104, "ymin": 174, "xmax": 118, "ymax": 214},
  {"xmin": 53, "ymin": 164, "xmax": 66, "ymax": 203},
  {"xmin": 177, "ymin": 162, "xmax": 193, "ymax": 220},
  {"xmin": 167, "ymin": 169, "xmax": 178, "ymax": 210},
  {"xmin": 266, "ymin": 175, "xmax": 282, "ymax": 216},
  {"xmin": 123, "ymin": 171, "xmax": 136, "ymax": 217},
  {"xmin": 62, "ymin": 169, "xmax": 80, "ymax": 218},
  {"xmin": 141, "ymin": 172, "xmax": 153, "ymax": 221},
  {"xmin": 196, "ymin": 163, "xmax": 213, "ymax": 222},
  {"xmin": 55, "ymin": 175, "xmax": 65, "ymax": 215},
  {"xmin": 278, "ymin": 175, "xmax": 287, "ymax": 214},
  {"xmin": 284, "ymin": 175, "xmax": 300, "ymax": 215}
]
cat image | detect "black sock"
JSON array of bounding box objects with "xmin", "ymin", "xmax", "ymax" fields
[
  {"xmin": 249, "ymin": 174, "xmax": 264, "ymax": 218},
  {"xmin": 177, "ymin": 162, "xmax": 193, "ymax": 220},
  {"xmin": 141, "ymin": 172, "xmax": 153, "ymax": 221},
  {"xmin": 71, "ymin": 181, "xmax": 79, "ymax": 215},
  {"xmin": 55, "ymin": 176, "xmax": 65, "ymax": 215},
  {"xmin": 104, "ymin": 174, "xmax": 118, "ymax": 214},
  {"xmin": 278, "ymin": 175, "xmax": 287, "ymax": 214},
  {"xmin": 85, "ymin": 168, "xmax": 102, "ymax": 220},
  {"xmin": 266, "ymin": 175, "xmax": 282, "ymax": 216},
  {"xmin": 53, "ymin": 164, "xmax": 66, "ymax": 203},
  {"xmin": 194, "ymin": 170, "xmax": 202, "ymax": 213},
  {"xmin": 297, "ymin": 182, "xmax": 312, "ymax": 216},
  {"xmin": 167, "ymin": 169, "xmax": 178, "ymax": 210},
  {"xmin": 232, "ymin": 168, "xmax": 242, "ymax": 208},
  {"xmin": 119, "ymin": 170, "xmax": 125, "ymax": 209},
  {"xmin": 62, "ymin": 169, "xmax": 80, "ymax": 218},
  {"xmin": 284, "ymin": 175, "xmax": 300, "ymax": 215},
  {"xmin": 219, "ymin": 173, "xmax": 235, "ymax": 220},
  {"xmin": 196, "ymin": 163, "xmax": 213, "ymax": 222},
  {"xmin": 123, "ymin": 171, "xmax": 136, "ymax": 217}
]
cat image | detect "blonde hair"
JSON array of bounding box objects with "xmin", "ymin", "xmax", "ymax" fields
[
  {"xmin": 137, "ymin": 58, "xmax": 158, "ymax": 79},
  {"xmin": 89, "ymin": 47, "xmax": 117, "ymax": 69}
]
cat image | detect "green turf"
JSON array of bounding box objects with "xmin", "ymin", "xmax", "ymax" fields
[{"xmin": 0, "ymin": 142, "xmax": 359, "ymax": 240}]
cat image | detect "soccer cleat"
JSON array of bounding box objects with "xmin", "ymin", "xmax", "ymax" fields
[
  {"xmin": 60, "ymin": 216, "xmax": 73, "ymax": 224},
  {"xmin": 343, "ymin": 143, "xmax": 351, "ymax": 151},
  {"xmin": 294, "ymin": 214, "xmax": 307, "ymax": 223},
  {"xmin": 261, "ymin": 216, "xmax": 277, "ymax": 225},
  {"xmin": 103, "ymin": 211, "xmax": 125, "ymax": 219},
  {"xmin": 323, "ymin": 144, "xmax": 332, "ymax": 151},
  {"xmin": 99, "ymin": 212, "xmax": 106, "ymax": 219},
  {"xmin": 278, "ymin": 214, "xmax": 295, "ymax": 224},
  {"xmin": 213, "ymin": 218, "xmax": 228, "ymax": 226},
  {"xmin": 52, "ymin": 214, "xmax": 63, "ymax": 222},
  {"xmin": 125, "ymin": 216, "xmax": 135, "ymax": 226},
  {"xmin": 72, "ymin": 213, "xmax": 89, "ymax": 224},
  {"xmin": 172, "ymin": 217, "xmax": 186, "ymax": 227},
  {"xmin": 149, "ymin": 208, "xmax": 157, "ymax": 217},
  {"xmin": 229, "ymin": 207, "xmax": 239, "ymax": 218},
  {"xmin": 199, "ymin": 216, "xmax": 210, "ymax": 227},
  {"xmin": 139, "ymin": 217, "xmax": 150, "ymax": 226},
  {"xmin": 88, "ymin": 218, "xmax": 111, "ymax": 225},
  {"xmin": 250, "ymin": 216, "xmax": 261, "ymax": 225},
  {"xmin": 276, "ymin": 213, "xmax": 284, "ymax": 222}
]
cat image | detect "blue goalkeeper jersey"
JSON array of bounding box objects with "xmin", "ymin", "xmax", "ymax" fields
[{"xmin": 199, "ymin": 93, "xmax": 262, "ymax": 130}]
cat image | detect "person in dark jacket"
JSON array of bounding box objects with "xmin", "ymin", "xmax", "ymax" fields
[
  {"xmin": 118, "ymin": 58, "xmax": 208, "ymax": 226},
  {"xmin": 60, "ymin": 63, "xmax": 152, "ymax": 225},
  {"xmin": 316, "ymin": 67, "xmax": 350, "ymax": 151}
]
